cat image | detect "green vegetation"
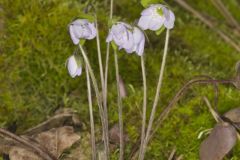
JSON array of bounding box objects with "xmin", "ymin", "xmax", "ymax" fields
[{"xmin": 1, "ymin": 0, "xmax": 240, "ymax": 159}]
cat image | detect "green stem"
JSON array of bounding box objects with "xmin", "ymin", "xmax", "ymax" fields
[
  {"xmin": 103, "ymin": 0, "xmax": 114, "ymax": 120},
  {"xmin": 96, "ymin": 17, "xmax": 109, "ymax": 155},
  {"xmin": 86, "ymin": 66, "xmax": 97, "ymax": 160},
  {"xmin": 103, "ymin": 0, "xmax": 114, "ymax": 156},
  {"xmin": 95, "ymin": 17, "xmax": 105, "ymax": 98},
  {"xmin": 114, "ymin": 49, "xmax": 124, "ymax": 160},
  {"xmin": 79, "ymin": 44, "xmax": 108, "ymax": 160},
  {"xmin": 139, "ymin": 54, "xmax": 147, "ymax": 159},
  {"xmin": 138, "ymin": 29, "xmax": 170, "ymax": 160}
]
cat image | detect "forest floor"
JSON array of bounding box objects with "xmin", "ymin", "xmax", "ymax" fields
[{"xmin": 1, "ymin": 0, "xmax": 240, "ymax": 159}]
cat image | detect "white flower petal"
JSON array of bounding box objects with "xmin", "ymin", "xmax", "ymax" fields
[
  {"xmin": 67, "ymin": 56, "xmax": 78, "ymax": 77},
  {"xmin": 123, "ymin": 30, "xmax": 135, "ymax": 50},
  {"xmin": 75, "ymin": 67, "xmax": 82, "ymax": 76},
  {"xmin": 106, "ymin": 32, "xmax": 113, "ymax": 42},
  {"xmin": 72, "ymin": 25, "xmax": 83, "ymax": 38},
  {"xmin": 69, "ymin": 19, "xmax": 97, "ymax": 44},
  {"xmin": 164, "ymin": 9, "xmax": 175, "ymax": 29},
  {"xmin": 86, "ymin": 23, "xmax": 97, "ymax": 39},
  {"xmin": 138, "ymin": 15, "xmax": 151, "ymax": 30},
  {"xmin": 148, "ymin": 17, "xmax": 164, "ymax": 31},
  {"xmin": 141, "ymin": 7, "xmax": 154, "ymax": 16},
  {"xmin": 72, "ymin": 19, "xmax": 88, "ymax": 25},
  {"xmin": 69, "ymin": 25, "xmax": 80, "ymax": 45},
  {"xmin": 136, "ymin": 38, "xmax": 145, "ymax": 56},
  {"xmin": 133, "ymin": 27, "xmax": 144, "ymax": 44}
]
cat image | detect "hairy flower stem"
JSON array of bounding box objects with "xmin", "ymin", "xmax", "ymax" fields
[
  {"xmin": 79, "ymin": 44, "xmax": 108, "ymax": 160},
  {"xmin": 103, "ymin": 0, "xmax": 114, "ymax": 125},
  {"xmin": 114, "ymin": 49, "xmax": 124, "ymax": 160},
  {"xmin": 139, "ymin": 29, "xmax": 170, "ymax": 160},
  {"xmin": 96, "ymin": 18, "xmax": 105, "ymax": 101},
  {"xmin": 96, "ymin": 17, "xmax": 109, "ymax": 155},
  {"xmin": 86, "ymin": 66, "xmax": 97, "ymax": 160},
  {"xmin": 139, "ymin": 55, "xmax": 147, "ymax": 158}
]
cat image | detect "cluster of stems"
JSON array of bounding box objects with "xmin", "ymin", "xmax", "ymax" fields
[
  {"xmin": 79, "ymin": 0, "xmax": 114, "ymax": 160},
  {"xmin": 80, "ymin": 1, "xmax": 172, "ymax": 159}
]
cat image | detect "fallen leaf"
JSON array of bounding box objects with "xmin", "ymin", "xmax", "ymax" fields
[
  {"xmin": 223, "ymin": 107, "xmax": 240, "ymax": 123},
  {"xmin": 9, "ymin": 147, "xmax": 42, "ymax": 160},
  {"xmin": 35, "ymin": 126, "xmax": 80, "ymax": 158},
  {"xmin": 62, "ymin": 131, "xmax": 91, "ymax": 160},
  {"xmin": 24, "ymin": 108, "xmax": 82, "ymax": 135},
  {"xmin": 8, "ymin": 126, "xmax": 80, "ymax": 160},
  {"xmin": 199, "ymin": 122, "xmax": 237, "ymax": 160}
]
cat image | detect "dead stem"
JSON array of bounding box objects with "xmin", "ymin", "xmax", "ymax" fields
[
  {"xmin": 130, "ymin": 76, "xmax": 233, "ymax": 159},
  {"xmin": 0, "ymin": 128, "xmax": 56, "ymax": 160},
  {"xmin": 174, "ymin": 0, "xmax": 240, "ymax": 52},
  {"xmin": 210, "ymin": 0, "xmax": 240, "ymax": 30}
]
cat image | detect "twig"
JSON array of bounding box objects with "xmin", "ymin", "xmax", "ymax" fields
[
  {"xmin": 114, "ymin": 49, "xmax": 124, "ymax": 160},
  {"xmin": 203, "ymin": 96, "xmax": 222, "ymax": 123},
  {"xmin": 168, "ymin": 147, "xmax": 176, "ymax": 160},
  {"xmin": 0, "ymin": 128, "xmax": 56, "ymax": 160},
  {"xmin": 150, "ymin": 78, "xmax": 233, "ymax": 141},
  {"xmin": 86, "ymin": 66, "xmax": 97, "ymax": 160},
  {"xmin": 23, "ymin": 113, "xmax": 73, "ymax": 136},
  {"xmin": 176, "ymin": 155, "xmax": 183, "ymax": 160},
  {"xmin": 210, "ymin": 0, "xmax": 240, "ymax": 30},
  {"xmin": 130, "ymin": 76, "xmax": 233, "ymax": 159},
  {"xmin": 174, "ymin": 0, "xmax": 240, "ymax": 52},
  {"xmin": 0, "ymin": 138, "xmax": 20, "ymax": 155}
]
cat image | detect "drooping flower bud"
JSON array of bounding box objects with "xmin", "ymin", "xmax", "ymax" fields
[
  {"xmin": 67, "ymin": 54, "xmax": 82, "ymax": 78},
  {"xmin": 69, "ymin": 19, "xmax": 96, "ymax": 45},
  {"xmin": 138, "ymin": 4, "xmax": 175, "ymax": 31},
  {"xmin": 107, "ymin": 22, "xmax": 145, "ymax": 56}
]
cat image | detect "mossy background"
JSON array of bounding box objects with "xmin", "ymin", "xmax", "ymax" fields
[{"xmin": 1, "ymin": 0, "xmax": 240, "ymax": 159}]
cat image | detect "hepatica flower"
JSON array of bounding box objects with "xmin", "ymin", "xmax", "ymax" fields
[
  {"xmin": 106, "ymin": 22, "xmax": 145, "ymax": 56},
  {"xmin": 138, "ymin": 4, "xmax": 175, "ymax": 31},
  {"xmin": 69, "ymin": 19, "xmax": 97, "ymax": 45},
  {"xmin": 67, "ymin": 54, "xmax": 82, "ymax": 78}
]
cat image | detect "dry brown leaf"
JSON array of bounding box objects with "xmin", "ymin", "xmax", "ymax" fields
[
  {"xmin": 63, "ymin": 131, "xmax": 91, "ymax": 160},
  {"xmin": 24, "ymin": 108, "xmax": 82, "ymax": 136},
  {"xmin": 224, "ymin": 107, "xmax": 240, "ymax": 123},
  {"xmin": 8, "ymin": 126, "xmax": 80, "ymax": 160},
  {"xmin": 35, "ymin": 126, "xmax": 80, "ymax": 158},
  {"xmin": 199, "ymin": 122, "xmax": 237, "ymax": 160},
  {"xmin": 9, "ymin": 147, "xmax": 42, "ymax": 160}
]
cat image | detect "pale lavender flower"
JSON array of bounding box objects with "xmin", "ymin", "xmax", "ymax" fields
[
  {"xmin": 132, "ymin": 27, "xmax": 145, "ymax": 56},
  {"xmin": 67, "ymin": 55, "xmax": 82, "ymax": 78},
  {"xmin": 138, "ymin": 4, "xmax": 175, "ymax": 31},
  {"xmin": 106, "ymin": 22, "xmax": 135, "ymax": 52},
  {"xmin": 69, "ymin": 19, "xmax": 96, "ymax": 45},
  {"xmin": 107, "ymin": 22, "xmax": 145, "ymax": 56}
]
